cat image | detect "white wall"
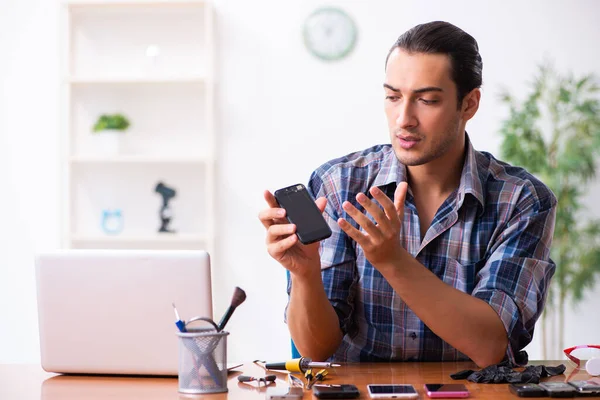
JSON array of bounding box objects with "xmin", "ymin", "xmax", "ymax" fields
[{"xmin": 1, "ymin": 0, "xmax": 599, "ymax": 365}]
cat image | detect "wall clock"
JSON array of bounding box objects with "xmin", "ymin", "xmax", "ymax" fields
[{"xmin": 303, "ymin": 7, "xmax": 358, "ymax": 61}]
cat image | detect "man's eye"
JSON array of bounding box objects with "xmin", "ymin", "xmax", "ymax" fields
[
  {"xmin": 420, "ymin": 99, "xmax": 438, "ymax": 105},
  {"xmin": 386, "ymin": 96, "xmax": 400, "ymax": 101}
]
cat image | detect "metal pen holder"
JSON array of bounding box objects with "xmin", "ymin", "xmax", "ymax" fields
[{"xmin": 176, "ymin": 328, "xmax": 229, "ymax": 394}]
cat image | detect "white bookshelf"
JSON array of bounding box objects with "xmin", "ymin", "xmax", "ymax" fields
[
  {"xmin": 60, "ymin": 0, "xmax": 215, "ymax": 253},
  {"xmin": 66, "ymin": 76, "xmax": 207, "ymax": 84},
  {"xmin": 69, "ymin": 155, "xmax": 209, "ymax": 164}
]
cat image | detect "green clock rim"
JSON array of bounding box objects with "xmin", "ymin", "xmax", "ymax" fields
[{"xmin": 302, "ymin": 6, "xmax": 358, "ymax": 61}]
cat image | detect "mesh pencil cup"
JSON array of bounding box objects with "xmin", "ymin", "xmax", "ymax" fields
[{"xmin": 176, "ymin": 328, "xmax": 229, "ymax": 394}]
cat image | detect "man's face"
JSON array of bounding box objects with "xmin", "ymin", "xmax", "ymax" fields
[{"xmin": 384, "ymin": 48, "xmax": 464, "ymax": 166}]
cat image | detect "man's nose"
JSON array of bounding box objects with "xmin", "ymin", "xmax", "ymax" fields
[{"xmin": 395, "ymin": 102, "xmax": 417, "ymax": 129}]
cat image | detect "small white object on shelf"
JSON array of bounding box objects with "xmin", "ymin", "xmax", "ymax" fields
[{"xmin": 91, "ymin": 130, "xmax": 122, "ymax": 155}]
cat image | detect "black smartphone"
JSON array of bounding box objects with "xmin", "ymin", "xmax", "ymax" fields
[
  {"xmin": 567, "ymin": 380, "xmax": 600, "ymax": 395},
  {"xmin": 274, "ymin": 183, "xmax": 332, "ymax": 245},
  {"xmin": 508, "ymin": 383, "xmax": 548, "ymax": 397},
  {"xmin": 312, "ymin": 384, "xmax": 360, "ymax": 399},
  {"xmin": 538, "ymin": 382, "xmax": 576, "ymax": 398}
]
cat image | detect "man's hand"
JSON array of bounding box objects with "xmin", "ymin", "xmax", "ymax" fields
[
  {"xmin": 259, "ymin": 190, "xmax": 343, "ymax": 360},
  {"xmin": 337, "ymin": 182, "xmax": 408, "ymax": 269},
  {"xmin": 258, "ymin": 190, "xmax": 327, "ymax": 279}
]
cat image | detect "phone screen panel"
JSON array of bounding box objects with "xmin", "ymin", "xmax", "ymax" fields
[
  {"xmin": 274, "ymin": 184, "xmax": 332, "ymax": 244},
  {"xmin": 367, "ymin": 384, "xmax": 418, "ymax": 399}
]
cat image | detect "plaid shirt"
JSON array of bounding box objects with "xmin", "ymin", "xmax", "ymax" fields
[{"xmin": 288, "ymin": 136, "xmax": 556, "ymax": 365}]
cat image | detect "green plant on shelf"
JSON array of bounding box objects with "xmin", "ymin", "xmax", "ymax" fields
[{"xmin": 93, "ymin": 113, "xmax": 131, "ymax": 132}]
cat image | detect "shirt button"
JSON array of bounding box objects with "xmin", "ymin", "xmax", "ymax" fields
[{"xmin": 410, "ymin": 332, "xmax": 417, "ymax": 340}]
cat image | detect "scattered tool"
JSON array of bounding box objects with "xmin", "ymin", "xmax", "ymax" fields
[
  {"xmin": 265, "ymin": 357, "xmax": 341, "ymax": 373},
  {"xmin": 307, "ymin": 369, "xmax": 328, "ymax": 389},
  {"xmin": 304, "ymin": 368, "xmax": 313, "ymax": 388},
  {"xmin": 288, "ymin": 373, "xmax": 305, "ymax": 388},
  {"xmin": 237, "ymin": 374, "xmax": 277, "ymax": 387}
]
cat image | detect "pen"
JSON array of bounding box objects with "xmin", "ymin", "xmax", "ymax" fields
[{"xmin": 172, "ymin": 303, "xmax": 187, "ymax": 332}]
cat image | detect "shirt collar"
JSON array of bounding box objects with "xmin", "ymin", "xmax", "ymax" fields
[
  {"xmin": 372, "ymin": 133, "xmax": 485, "ymax": 209},
  {"xmin": 372, "ymin": 147, "xmax": 407, "ymax": 188},
  {"xmin": 459, "ymin": 134, "xmax": 485, "ymax": 209}
]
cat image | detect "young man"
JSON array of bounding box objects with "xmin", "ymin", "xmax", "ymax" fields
[{"xmin": 258, "ymin": 21, "xmax": 556, "ymax": 368}]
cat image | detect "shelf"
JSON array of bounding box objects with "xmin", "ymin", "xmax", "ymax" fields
[
  {"xmin": 66, "ymin": 75, "xmax": 206, "ymax": 84},
  {"xmin": 69, "ymin": 155, "xmax": 210, "ymax": 164},
  {"xmin": 65, "ymin": 1, "xmax": 206, "ymax": 8},
  {"xmin": 70, "ymin": 233, "xmax": 207, "ymax": 244},
  {"xmin": 62, "ymin": 0, "xmax": 215, "ymax": 254}
]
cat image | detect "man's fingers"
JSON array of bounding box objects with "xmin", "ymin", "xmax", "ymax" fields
[
  {"xmin": 267, "ymin": 234, "xmax": 298, "ymax": 259},
  {"xmin": 369, "ymin": 186, "xmax": 400, "ymax": 231},
  {"xmin": 394, "ymin": 182, "xmax": 408, "ymax": 221},
  {"xmin": 337, "ymin": 218, "xmax": 366, "ymax": 245},
  {"xmin": 266, "ymin": 224, "xmax": 296, "ymax": 244},
  {"xmin": 315, "ymin": 196, "xmax": 327, "ymax": 213},
  {"xmin": 259, "ymin": 190, "xmax": 287, "ymax": 229},
  {"xmin": 342, "ymin": 200, "xmax": 380, "ymax": 239},
  {"xmin": 358, "ymin": 190, "xmax": 395, "ymax": 235},
  {"xmin": 258, "ymin": 207, "xmax": 286, "ymax": 229},
  {"xmin": 264, "ymin": 190, "xmax": 279, "ymax": 208}
]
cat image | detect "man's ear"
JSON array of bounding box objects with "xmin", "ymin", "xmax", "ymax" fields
[{"xmin": 461, "ymin": 88, "xmax": 481, "ymax": 122}]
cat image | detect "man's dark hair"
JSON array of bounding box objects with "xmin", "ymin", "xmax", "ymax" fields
[{"xmin": 386, "ymin": 21, "xmax": 483, "ymax": 107}]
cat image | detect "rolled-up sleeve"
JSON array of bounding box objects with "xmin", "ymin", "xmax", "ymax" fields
[{"xmin": 472, "ymin": 196, "xmax": 557, "ymax": 366}]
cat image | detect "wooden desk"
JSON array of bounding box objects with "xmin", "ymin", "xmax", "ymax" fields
[{"xmin": 0, "ymin": 361, "xmax": 589, "ymax": 399}]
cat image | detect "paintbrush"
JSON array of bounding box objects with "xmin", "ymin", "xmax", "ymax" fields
[{"xmin": 217, "ymin": 286, "xmax": 246, "ymax": 331}]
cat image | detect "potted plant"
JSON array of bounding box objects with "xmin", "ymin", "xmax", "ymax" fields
[
  {"xmin": 498, "ymin": 63, "xmax": 600, "ymax": 359},
  {"xmin": 91, "ymin": 113, "xmax": 131, "ymax": 154}
]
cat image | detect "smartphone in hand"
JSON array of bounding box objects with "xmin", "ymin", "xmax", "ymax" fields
[{"xmin": 274, "ymin": 184, "xmax": 332, "ymax": 245}]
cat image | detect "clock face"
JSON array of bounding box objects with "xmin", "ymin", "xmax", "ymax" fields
[{"xmin": 303, "ymin": 7, "xmax": 357, "ymax": 61}]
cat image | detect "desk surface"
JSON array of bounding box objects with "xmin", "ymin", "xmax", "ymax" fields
[{"xmin": 0, "ymin": 361, "xmax": 589, "ymax": 399}]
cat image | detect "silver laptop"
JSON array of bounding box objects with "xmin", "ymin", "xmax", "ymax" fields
[{"xmin": 35, "ymin": 249, "xmax": 213, "ymax": 376}]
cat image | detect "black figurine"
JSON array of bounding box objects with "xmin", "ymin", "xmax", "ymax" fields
[{"xmin": 155, "ymin": 182, "xmax": 176, "ymax": 233}]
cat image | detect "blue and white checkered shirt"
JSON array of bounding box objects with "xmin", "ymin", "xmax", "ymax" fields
[{"xmin": 287, "ymin": 135, "xmax": 556, "ymax": 365}]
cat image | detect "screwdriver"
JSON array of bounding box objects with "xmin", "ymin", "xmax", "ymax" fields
[
  {"xmin": 304, "ymin": 368, "xmax": 313, "ymax": 389},
  {"xmin": 307, "ymin": 369, "xmax": 328, "ymax": 389},
  {"xmin": 265, "ymin": 357, "xmax": 341, "ymax": 373}
]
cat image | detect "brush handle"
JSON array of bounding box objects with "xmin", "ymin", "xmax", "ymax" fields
[{"xmin": 217, "ymin": 306, "xmax": 235, "ymax": 331}]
